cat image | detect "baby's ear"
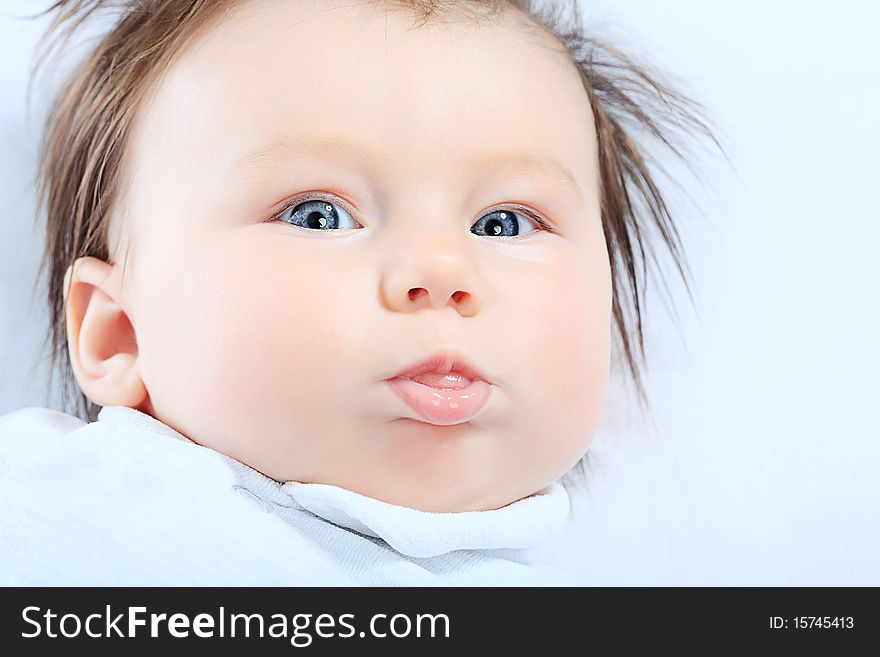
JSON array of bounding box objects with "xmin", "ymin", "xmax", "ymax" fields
[{"xmin": 63, "ymin": 256, "xmax": 147, "ymax": 409}]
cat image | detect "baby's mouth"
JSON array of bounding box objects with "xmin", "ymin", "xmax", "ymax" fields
[
  {"xmin": 386, "ymin": 376, "xmax": 492, "ymax": 426},
  {"xmin": 405, "ymin": 371, "xmax": 473, "ymax": 390},
  {"xmin": 384, "ymin": 349, "xmax": 492, "ymax": 425}
]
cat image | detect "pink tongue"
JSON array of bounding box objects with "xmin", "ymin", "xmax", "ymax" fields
[{"xmin": 409, "ymin": 372, "xmax": 473, "ymax": 389}]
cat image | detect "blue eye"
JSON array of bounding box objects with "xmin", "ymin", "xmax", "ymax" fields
[
  {"xmin": 470, "ymin": 209, "xmax": 540, "ymax": 238},
  {"xmin": 275, "ymin": 196, "xmax": 359, "ymax": 230},
  {"xmin": 272, "ymin": 193, "xmax": 551, "ymax": 237}
]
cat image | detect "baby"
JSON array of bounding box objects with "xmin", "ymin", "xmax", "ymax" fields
[{"xmin": 0, "ymin": 0, "xmax": 720, "ymax": 585}]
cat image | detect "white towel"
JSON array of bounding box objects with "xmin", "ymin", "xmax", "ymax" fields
[{"xmin": 0, "ymin": 404, "xmax": 574, "ymax": 585}]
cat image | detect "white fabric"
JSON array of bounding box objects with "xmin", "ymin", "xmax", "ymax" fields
[{"xmin": 0, "ymin": 405, "xmax": 573, "ymax": 585}]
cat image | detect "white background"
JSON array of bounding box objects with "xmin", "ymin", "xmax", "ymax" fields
[{"xmin": 1, "ymin": 1, "xmax": 877, "ymax": 584}]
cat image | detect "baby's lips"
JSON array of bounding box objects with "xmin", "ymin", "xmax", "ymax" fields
[
  {"xmin": 386, "ymin": 376, "xmax": 492, "ymax": 426},
  {"xmin": 406, "ymin": 371, "xmax": 473, "ymax": 390}
]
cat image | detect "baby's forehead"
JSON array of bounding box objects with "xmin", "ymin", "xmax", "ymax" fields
[{"xmin": 125, "ymin": 0, "xmax": 595, "ymax": 210}]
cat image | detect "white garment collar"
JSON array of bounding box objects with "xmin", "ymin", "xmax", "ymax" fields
[
  {"xmin": 279, "ymin": 480, "xmax": 570, "ymax": 558},
  {"xmin": 97, "ymin": 405, "xmax": 571, "ymax": 559}
]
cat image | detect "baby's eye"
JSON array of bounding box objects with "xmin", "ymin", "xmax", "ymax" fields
[
  {"xmin": 276, "ymin": 196, "xmax": 359, "ymax": 230},
  {"xmin": 273, "ymin": 194, "xmax": 546, "ymax": 237},
  {"xmin": 470, "ymin": 209, "xmax": 540, "ymax": 238}
]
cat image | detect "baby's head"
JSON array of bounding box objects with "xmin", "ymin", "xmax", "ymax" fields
[{"xmin": 31, "ymin": 0, "xmax": 719, "ymax": 511}]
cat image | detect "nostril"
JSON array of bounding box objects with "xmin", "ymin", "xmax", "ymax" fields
[{"xmin": 407, "ymin": 289, "xmax": 468, "ymax": 304}]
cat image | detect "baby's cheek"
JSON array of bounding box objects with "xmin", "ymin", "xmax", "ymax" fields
[
  {"xmin": 140, "ymin": 240, "xmax": 349, "ymax": 464},
  {"xmin": 202, "ymin": 255, "xmax": 351, "ymax": 428},
  {"xmin": 544, "ymin": 294, "xmax": 607, "ymax": 405},
  {"xmin": 528, "ymin": 258, "xmax": 610, "ymax": 455}
]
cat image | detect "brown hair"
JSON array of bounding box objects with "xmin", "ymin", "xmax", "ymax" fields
[{"xmin": 26, "ymin": 1, "xmax": 725, "ymax": 445}]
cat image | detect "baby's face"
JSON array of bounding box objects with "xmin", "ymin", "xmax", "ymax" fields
[{"xmin": 100, "ymin": 0, "xmax": 611, "ymax": 511}]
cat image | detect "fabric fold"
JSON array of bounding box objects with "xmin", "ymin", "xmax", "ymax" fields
[
  {"xmin": 97, "ymin": 405, "xmax": 571, "ymax": 559},
  {"xmin": 281, "ymin": 480, "xmax": 570, "ymax": 558}
]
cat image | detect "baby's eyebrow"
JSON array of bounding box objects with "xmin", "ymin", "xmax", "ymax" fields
[{"xmin": 227, "ymin": 135, "xmax": 584, "ymax": 204}]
